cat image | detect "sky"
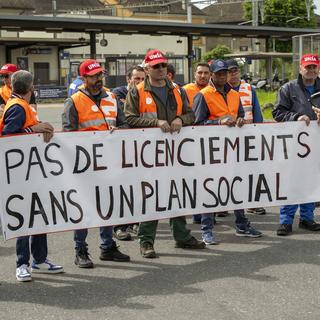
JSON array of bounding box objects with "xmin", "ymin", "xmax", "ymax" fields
[{"xmin": 315, "ymin": 0, "xmax": 320, "ymax": 15}]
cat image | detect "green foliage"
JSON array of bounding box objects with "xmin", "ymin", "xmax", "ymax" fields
[
  {"xmin": 243, "ymin": 0, "xmax": 316, "ymax": 28},
  {"xmin": 243, "ymin": 0, "xmax": 317, "ymax": 51},
  {"xmin": 202, "ymin": 45, "xmax": 232, "ymax": 61}
]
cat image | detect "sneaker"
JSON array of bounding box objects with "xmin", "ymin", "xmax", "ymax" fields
[
  {"xmin": 16, "ymin": 264, "xmax": 32, "ymax": 282},
  {"xmin": 31, "ymin": 259, "xmax": 63, "ymax": 274},
  {"xmin": 247, "ymin": 207, "xmax": 266, "ymax": 215},
  {"xmin": 175, "ymin": 236, "xmax": 206, "ymax": 249},
  {"xmin": 100, "ymin": 243, "xmax": 130, "ymax": 262},
  {"xmin": 236, "ymin": 225, "xmax": 262, "ymax": 238},
  {"xmin": 140, "ymin": 242, "xmax": 156, "ymax": 258},
  {"xmin": 299, "ymin": 220, "xmax": 320, "ymax": 231},
  {"xmin": 277, "ymin": 224, "xmax": 293, "ymax": 236},
  {"xmin": 114, "ymin": 228, "xmax": 132, "ymax": 241},
  {"xmin": 132, "ymin": 223, "xmax": 139, "ymax": 235},
  {"xmin": 202, "ymin": 233, "xmax": 219, "ymax": 245},
  {"xmin": 75, "ymin": 249, "xmax": 94, "ymax": 268}
]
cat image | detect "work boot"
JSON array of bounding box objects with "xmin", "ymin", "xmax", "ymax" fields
[
  {"xmin": 175, "ymin": 236, "xmax": 206, "ymax": 249},
  {"xmin": 276, "ymin": 224, "xmax": 292, "ymax": 236},
  {"xmin": 299, "ymin": 220, "xmax": 320, "ymax": 231},
  {"xmin": 99, "ymin": 243, "xmax": 130, "ymax": 262},
  {"xmin": 75, "ymin": 249, "xmax": 94, "ymax": 268},
  {"xmin": 140, "ymin": 242, "xmax": 156, "ymax": 258}
]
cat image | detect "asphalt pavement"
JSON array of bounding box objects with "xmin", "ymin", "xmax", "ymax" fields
[{"xmin": 1, "ymin": 104, "xmax": 320, "ymax": 320}]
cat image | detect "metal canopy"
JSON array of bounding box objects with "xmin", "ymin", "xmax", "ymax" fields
[{"xmin": 0, "ymin": 15, "xmax": 319, "ymax": 38}]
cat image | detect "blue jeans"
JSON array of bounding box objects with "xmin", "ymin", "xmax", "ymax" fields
[
  {"xmin": 74, "ymin": 226, "xmax": 114, "ymax": 252},
  {"xmin": 193, "ymin": 214, "xmax": 201, "ymax": 222},
  {"xmin": 280, "ymin": 202, "xmax": 315, "ymax": 225},
  {"xmin": 16, "ymin": 234, "xmax": 48, "ymax": 268},
  {"xmin": 201, "ymin": 209, "xmax": 248, "ymax": 236}
]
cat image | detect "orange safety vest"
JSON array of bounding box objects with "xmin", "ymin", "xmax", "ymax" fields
[
  {"xmin": 201, "ymin": 84, "xmax": 240, "ymax": 121},
  {"xmin": 238, "ymin": 80, "xmax": 253, "ymax": 123},
  {"xmin": 71, "ymin": 90, "xmax": 117, "ymax": 131},
  {"xmin": 0, "ymin": 97, "xmax": 39, "ymax": 134},
  {"xmin": 0, "ymin": 85, "xmax": 12, "ymax": 104},
  {"xmin": 183, "ymin": 83, "xmax": 204, "ymax": 108},
  {"xmin": 137, "ymin": 82, "xmax": 183, "ymax": 119}
]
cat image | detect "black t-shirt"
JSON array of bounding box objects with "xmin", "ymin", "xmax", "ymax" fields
[{"xmin": 151, "ymin": 85, "xmax": 168, "ymax": 106}]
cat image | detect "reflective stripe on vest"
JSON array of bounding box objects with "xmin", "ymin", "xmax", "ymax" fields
[
  {"xmin": 239, "ymin": 80, "xmax": 253, "ymax": 122},
  {"xmin": 0, "ymin": 85, "xmax": 12, "ymax": 104},
  {"xmin": 137, "ymin": 82, "xmax": 183, "ymax": 119},
  {"xmin": 183, "ymin": 83, "xmax": 202, "ymax": 108},
  {"xmin": 201, "ymin": 84, "xmax": 240, "ymax": 121},
  {"xmin": 0, "ymin": 97, "xmax": 39, "ymax": 134},
  {"xmin": 72, "ymin": 90, "xmax": 117, "ymax": 131}
]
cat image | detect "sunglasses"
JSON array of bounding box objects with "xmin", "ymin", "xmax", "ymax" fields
[
  {"xmin": 1, "ymin": 74, "xmax": 10, "ymax": 79},
  {"xmin": 151, "ymin": 63, "xmax": 168, "ymax": 69}
]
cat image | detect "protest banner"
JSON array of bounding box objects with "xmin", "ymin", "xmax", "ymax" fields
[{"xmin": 1, "ymin": 122, "xmax": 320, "ymax": 240}]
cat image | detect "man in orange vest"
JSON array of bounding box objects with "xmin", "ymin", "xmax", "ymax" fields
[
  {"xmin": 0, "ymin": 63, "xmax": 37, "ymax": 118},
  {"xmin": 193, "ymin": 59, "xmax": 262, "ymax": 244},
  {"xmin": 62, "ymin": 59, "xmax": 130, "ymax": 268},
  {"xmin": 0, "ymin": 70, "xmax": 63, "ymax": 282},
  {"xmin": 226, "ymin": 59, "xmax": 266, "ymax": 215},
  {"xmin": 183, "ymin": 62, "xmax": 211, "ymax": 108},
  {"xmin": 183, "ymin": 62, "xmax": 212, "ymax": 224},
  {"xmin": 125, "ymin": 49, "xmax": 205, "ymax": 258}
]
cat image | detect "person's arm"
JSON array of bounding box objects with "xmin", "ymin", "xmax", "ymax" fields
[
  {"xmin": 124, "ymin": 87, "xmax": 158, "ymax": 128},
  {"xmin": 2, "ymin": 105, "xmax": 27, "ymax": 135},
  {"xmin": 62, "ymin": 98, "xmax": 79, "ymax": 131},
  {"xmin": 272, "ymin": 85, "xmax": 301, "ymax": 122},
  {"xmin": 251, "ymin": 87, "xmax": 263, "ymax": 123},
  {"xmin": 116, "ymin": 107, "xmax": 129, "ymax": 129},
  {"xmin": 193, "ymin": 92, "xmax": 218, "ymax": 125}
]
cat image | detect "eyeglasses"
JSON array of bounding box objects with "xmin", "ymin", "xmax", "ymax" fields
[
  {"xmin": 151, "ymin": 63, "xmax": 168, "ymax": 69},
  {"xmin": 1, "ymin": 74, "xmax": 10, "ymax": 79}
]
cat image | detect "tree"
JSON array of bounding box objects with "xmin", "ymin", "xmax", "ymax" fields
[
  {"xmin": 203, "ymin": 45, "xmax": 232, "ymax": 61},
  {"xmin": 243, "ymin": 0, "xmax": 317, "ymax": 51}
]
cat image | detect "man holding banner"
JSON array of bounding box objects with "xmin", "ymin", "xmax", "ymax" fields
[
  {"xmin": 125, "ymin": 49, "xmax": 205, "ymax": 258},
  {"xmin": 226, "ymin": 58, "xmax": 266, "ymax": 216},
  {"xmin": 193, "ymin": 59, "xmax": 262, "ymax": 244},
  {"xmin": 0, "ymin": 70, "xmax": 63, "ymax": 282},
  {"xmin": 62, "ymin": 59, "xmax": 130, "ymax": 267},
  {"xmin": 272, "ymin": 53, "xmax": 320, "ymax": 236}
]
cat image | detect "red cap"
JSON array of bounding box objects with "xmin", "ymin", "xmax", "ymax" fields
[
  {"xmin": 300, "ymin": 54, "xmax": 319, "ymax": 67},
  {"xmin": 0, "ymin": 64, "xmax": 18, "ymax": 74},
  {"xmin": 144, "ymin": 49, "xmax": 167, "ymax": 66},
  {"xmin": 79, "ymin": 59, "xmax": 104, "ymax": 76}
]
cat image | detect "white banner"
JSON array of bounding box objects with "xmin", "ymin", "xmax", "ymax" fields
[{"xmin": 1, "ymin": 122, "xmax": 320, "ymax": 240}]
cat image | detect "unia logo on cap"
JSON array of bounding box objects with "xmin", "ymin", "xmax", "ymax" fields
[
  {"xmin": 149, "ymin": 52, "xmax": 163, "ymax": 60},
  {"xmin": 217, "ymin": 61, "xmax": 225, "ymax": 67},
  {"xmin": 304, "ymin": 56, "xmax": 317, "ymax": 62},
  {"xmin": 88, "ymin": 62, "xmax": 100, "ymax": 70}
]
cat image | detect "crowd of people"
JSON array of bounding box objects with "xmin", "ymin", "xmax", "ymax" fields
[{"xmin": 1, "ymin": 50, "xmax": 320, "ymax": 282}]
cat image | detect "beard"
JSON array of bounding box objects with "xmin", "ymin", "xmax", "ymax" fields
[{"xmin": 92, "ymin": 80, "xmax": 103, "ymax": 90}]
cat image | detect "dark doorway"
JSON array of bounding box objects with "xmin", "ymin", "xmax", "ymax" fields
[{"xmin": 34, "ymin": 62, "xmax": 50, "ymax": 85}]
